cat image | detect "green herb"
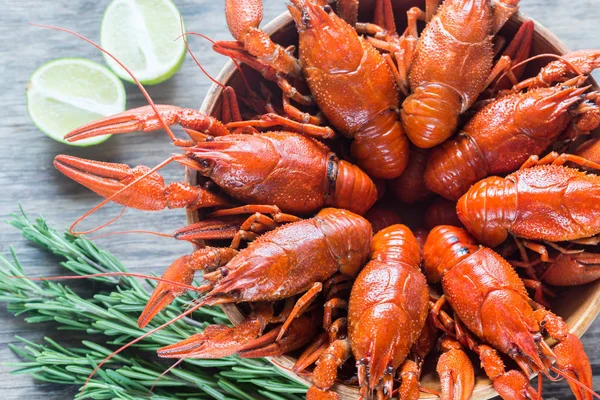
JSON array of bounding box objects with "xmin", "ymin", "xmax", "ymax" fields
[{"xmin": 1, "ymin": 207, "xmax": 308, "ymax": 399}]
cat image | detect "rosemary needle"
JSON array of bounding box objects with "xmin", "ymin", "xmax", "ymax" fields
[{"xmin": 1, "ymin": 208, "xmax": 308, "ymax": 400}]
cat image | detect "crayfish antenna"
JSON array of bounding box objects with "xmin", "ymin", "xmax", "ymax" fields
[
  {"xmin": 12, "ymin": 272, "xmax": 202, "ymax": 293},
  {"xmin": 90, "ymin": 229, "xmax": 174, "ymax": 241},
  {"xmin": 30, "ymin": 23, "xmax": 178, "ymax": 142},
  {"xmin": 184, "ymin": 30, "xmax": 256, "ymax": 99},
  {"xmin": 78, "ymin": 300, "xmax": 206, "ymax": 397},
  {"xmin": 176, "ymin": 16, "xmax": 226, "ymax": 90},
  {"xmin": 549, "ymin": 366, "xmax": 600, "ymax": 400},
  {"xmin": 35, "ymin": 24, "xmax": 221, "ymax": 236},
  {"xmin": 150, "ymin": 359, "xmax": 184, "ymax": 392}
]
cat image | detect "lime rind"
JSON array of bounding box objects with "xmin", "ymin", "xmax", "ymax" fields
[
  {"xmin": 100, "ymin": 0, "xmax": 187, "ymax": 85},
  {"xmin": 26, "ymin": 58, "xmax": 126, "ymax": 147}
]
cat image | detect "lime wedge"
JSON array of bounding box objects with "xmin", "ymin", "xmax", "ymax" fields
[
  {"xmin": 26, "ymin": 58, "xmax": 126, "ymax": 146},
  {"xmin": 100, "ymin": 0, "xmax": 186, "ymax": 85}
]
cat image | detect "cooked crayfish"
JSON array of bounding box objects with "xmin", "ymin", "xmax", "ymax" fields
[
  {"xmin": 388, "ymin": 145, "xmax": 432, "ymax": 204},
  {"xmin": 56, "ymin": 127, "xmax": 377, "ymax": 216},
  {"xmin": 424, "ymin": 225, "xmax": 595, "ymax": 399},
  {"xmin": 398, "ymin": 0, "xmax": 523, "ymax": 148},
  {"xmin": 140, "ymin": 207, "xmax": 370, "ymax": 329},
  {"xmin": 220, "ymin": 0, "xmax": 411, "ymax": 179},
  {"xmin": 457, "ymin": 152, "xmax": 600, "ymax": 248},
  {"xmin": 426, "ymin": 50, "xmax": 600, "ymax": 200},
  {"xmin": 306, "ymin": 224, "xmax": 429, "ymax": 399}
]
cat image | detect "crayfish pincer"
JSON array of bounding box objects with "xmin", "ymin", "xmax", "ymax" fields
[
  {"xmin": 424, "ymin": 226, "xmax": 596, "ymax": 400},
  {"xmin": 136, "ymin": 208, "xmax": 371, "ymax": 360},
  {"xmin": 306, "ymin": 225, "xmax": 429, "ymax": 400},
  {"xmin": 54, "ymin": 109, "xmax": 377, "ymax": 215}
]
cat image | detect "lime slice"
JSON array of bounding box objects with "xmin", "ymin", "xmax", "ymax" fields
[
  {"xmin": 26, "ymin": 58, "xmax": 126, "ymax": 146},
  {"xmin": 100, "ymin": 0, "xmax": 186, "ymax": 85}
]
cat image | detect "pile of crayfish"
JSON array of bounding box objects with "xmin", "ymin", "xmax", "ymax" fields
[{"xmin": 49, "ymin": 0, "xmax": 600, "ymax": 399}]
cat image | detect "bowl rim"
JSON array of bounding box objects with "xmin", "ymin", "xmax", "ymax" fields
[{"xmin": 186, "ymin": 7, "xmax": 600, "ymax": 399}]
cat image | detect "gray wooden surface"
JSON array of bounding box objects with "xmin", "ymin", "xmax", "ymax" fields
[{"xmin": 1, "ymin": 1, "xmax": 599, "ymax": 399}]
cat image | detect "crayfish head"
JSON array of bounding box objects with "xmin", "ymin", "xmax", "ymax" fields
[
  {"xmin": 514, "ymin": 86, "xmax": 589, "ymax": 138},
  {"xmin": 288, "ymin": 0, "xmax": 363, "ymax": 72},
  {"xmin": 185, "ymin": 135, "xmax": 279, "ymax": 192},
  {"xmin": 350, "ymin": 303, "xmax": 412, "ymax": 394}
]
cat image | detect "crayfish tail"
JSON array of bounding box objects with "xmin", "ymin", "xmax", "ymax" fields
[{"xmin": 401, "ymin": 84, "xmax": 462, "ymax": 149}]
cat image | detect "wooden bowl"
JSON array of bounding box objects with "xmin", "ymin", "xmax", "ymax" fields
[{"xmin": 186, "ymin": 2, "xmax": 600, "ymax": 398}]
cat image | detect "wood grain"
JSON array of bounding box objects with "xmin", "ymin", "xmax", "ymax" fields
[{"xmin": 0, "ymin": 1, "xmax": 598, "ymax": 399}]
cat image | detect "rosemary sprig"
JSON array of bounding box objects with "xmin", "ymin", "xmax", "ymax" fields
[{"xmin": 1, "ymin": 208, "xmax": 308, "ymax": 399}]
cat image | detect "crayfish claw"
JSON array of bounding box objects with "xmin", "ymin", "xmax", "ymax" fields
[
  {"xmin": 55, "ymin": 154, "xmax": 231, "ymax": 211},
  {"xmin": 139, "ymin": 255, "xmax": 195, "ymax": 328},
  {"xmin": 436, "ymin": 348, "xmax": 475, "ymax": 400},
  {"xmin": 139, "ymin": 247, "xmax": 239, "ymax": 328},
  {"xmin": 54, "ymin": 154, "xmax": 169, "ymax": 211},
  {"xmin": 173, "ymin": 216, "xmax": 247, "ymax": 242},
  {"xmin": 493, "ymin": 370, "xmax": 540, "ymax": 400},
  {"xmin": 306, "ymin": 386, "xmax": 341, "ymax": 400},
  {"xmin": 535, "ymin": 309, "xmax": 595, "ymax": 400},
  {"xmin": 64, "ymin": 105, "xmax": 185, "ymax": 141},
  {"xmin": 237, "ymin": 312, "xmax": 320, "ymax": 358},
  {"xmin": 157, "ymin": 317, "xmax": 265, "ymax": 359},
  {"xmin": 553, "ymin": 334, "xmax": 594, "ymax": 400},
  {"xmin": 65, "ymin": 104, "xmax": 229, "ymax": 142}
]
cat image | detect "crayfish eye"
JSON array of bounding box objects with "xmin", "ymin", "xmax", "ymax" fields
[
  {"xmin": 323, "ymin": 4, "xmax": 332, "ymax": 13},
  {"xmin": 201, "ymin": 160, "xmax": 211, "ymax": 169},
  {"xmin": 301, "ymin": 13, "xmax": 311, "ymax": 27}
]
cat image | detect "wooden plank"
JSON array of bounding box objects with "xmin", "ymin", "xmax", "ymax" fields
[{"xmin": 0, "ymin": 0, "xmax": 598, "ymax": 398}]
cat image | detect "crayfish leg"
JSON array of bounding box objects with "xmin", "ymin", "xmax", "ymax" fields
[
  {"xmin": 534, "ymin": 309, "xmax": 595, "ymax": 400},
  {"xmin": 307, "ymin": 339, "xmax": 352, "ymax": 399},
  {"xmin": 207, "ymin": 205, "xmax": 302, "ymax": 248},
  {"xmin": 436, "ymin": 336, "xmax": 475, "ymax": 400},
  {"xmin": 293, "ymin": 332, "xmax": 330, "ymax": 373},
  {"xmin": 226, "ymin": 113, "xmax": 335, "ymax": 139},
  {"xmin": 276, "ymin": 282, "xmax": 322, "ymax": 341}
]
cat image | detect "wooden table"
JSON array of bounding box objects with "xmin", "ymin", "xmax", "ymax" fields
[{"xmin": 1, "ymin": 1, "xmax": 598, "ymax": 398}]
